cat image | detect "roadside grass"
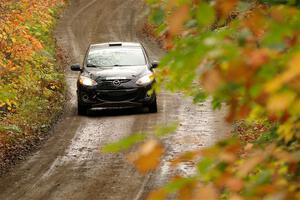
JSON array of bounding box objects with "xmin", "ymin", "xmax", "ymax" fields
[{"xmin": 0, "ymin": 0, "xmax": 66, "ymax": 172}]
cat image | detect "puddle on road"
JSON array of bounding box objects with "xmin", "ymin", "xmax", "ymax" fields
[{"xmin": 157, "ymin": 97, "xmax": 230, "ymax": 185}]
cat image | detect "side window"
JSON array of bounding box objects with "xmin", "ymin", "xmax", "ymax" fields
[{"xmin": 83, "ymin": 47, "xmax": 91, "ymax": 68}]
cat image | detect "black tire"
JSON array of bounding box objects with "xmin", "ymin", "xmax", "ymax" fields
[
  {"xmin": 78, "ymin": 104, "xmax": 88, "ymax": 116},
  {"xmin": 148, "ymin": 98, "xmax": 158, "ymax": 113}
]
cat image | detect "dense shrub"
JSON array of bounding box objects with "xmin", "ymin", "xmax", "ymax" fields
[{"xmin": 0, "ymin": 0, "xmax": 66, "ymax": 167}]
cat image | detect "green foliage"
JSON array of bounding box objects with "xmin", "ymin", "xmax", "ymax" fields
[
  {"xmin": 103, "ymin": 123, "xmax": 178, "ymax": 153},
  {"xmin": 0, "ymin": 0, "xmax": 65, "ymax": 164},
  {"xmin": 0, "ymin": 125, "xmax": 21, "ymax": 133},
  {"xmin": 154, "ymin": 122, "xmax": 178, "ymax": 137},
  {"xmin": 114, "ymin": 0, "xmax": 300, "ymax": 199},
  {"xmin": 102, "ymin": 134, "xmax": 146, "ymax": 153}
]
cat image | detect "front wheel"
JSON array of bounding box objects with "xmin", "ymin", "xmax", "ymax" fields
[
  {"xmin": 78, "ymin": 104, "xmax": 89, "ymax": 116},
  {"xmin": 148, "ymin": 98, "xmax": 158, "ymax": 113}
]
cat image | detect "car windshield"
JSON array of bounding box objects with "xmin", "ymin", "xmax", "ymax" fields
[{"xmin": 86, "ymin": 47, "xmax": 146, "ymax": 67}]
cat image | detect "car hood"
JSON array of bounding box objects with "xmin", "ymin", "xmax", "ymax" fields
[{"xmin": 84, "ymin": 65, "xmax": 149, "ymax": 80}]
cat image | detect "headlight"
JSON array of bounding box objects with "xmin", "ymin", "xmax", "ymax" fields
[
  {"xmin": 79, "ymin": 76, "xmax": 97, "ymax": 86},
  {"xmin": 136, "ymin": 73, "xmax": 155, "ymax": 86}
]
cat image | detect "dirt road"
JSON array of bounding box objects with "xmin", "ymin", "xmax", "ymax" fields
[{"xmin": 0, "ymin": 1, "xmax": 230, "ymax": 199}]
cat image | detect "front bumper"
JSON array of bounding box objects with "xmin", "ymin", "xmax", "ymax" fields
[{"xmin": 77, "ymin": 84, "xmax": 156, "ymax": 108}]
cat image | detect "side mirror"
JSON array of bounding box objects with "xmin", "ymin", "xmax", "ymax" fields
[
  {"xmin": 151, "ymin": 61, "xmax": 159, "ymax": 69},
  {"xmin": 70, "ymin": 64, "xmax": 81, "ymax": 71}
]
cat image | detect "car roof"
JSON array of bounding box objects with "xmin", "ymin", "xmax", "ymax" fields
[{"xmin": 89, "ymin": 42, "xmax": 142, "ymax": 50}]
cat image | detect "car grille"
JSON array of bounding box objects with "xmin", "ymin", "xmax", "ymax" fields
[
  {"xmin": 96, "ymin": 89, "xmax": 138, "ymax": 101},
  {"xmin": 96, "ymin": 78, "xmax": 131, "ymax": 89}
]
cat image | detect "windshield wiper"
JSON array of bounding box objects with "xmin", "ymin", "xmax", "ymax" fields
[
  {"xmin": 87, "ymin": 64, "xmax": 100, "ymax": 68},
  {"xmin": 113, "ymin": 64, "xmax": 130, "ymax": 67}
]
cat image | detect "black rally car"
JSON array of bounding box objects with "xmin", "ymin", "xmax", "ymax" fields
[{"xmin": 70, "ymin": 42, "xmax": 158, "ymax": 115}]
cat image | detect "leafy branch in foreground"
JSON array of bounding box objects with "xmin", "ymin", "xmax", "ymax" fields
[
  {"xmin": 103, "ymin": 122, "xmax": 178, "ymax": 173},
  {"xmin": 104, "ymin": 0, "xmax": 300, "ymax": 199}
]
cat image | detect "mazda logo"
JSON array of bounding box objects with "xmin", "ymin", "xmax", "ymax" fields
[{"xmin": 112, "ymin": 80, "xmax": 121, "ymax": 86}]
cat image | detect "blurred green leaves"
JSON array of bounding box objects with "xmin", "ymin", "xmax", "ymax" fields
[
  {"xmin": 142, "ymin": 1, "xmax": 300, "ymax": 199},
  {"xmin": 196, "ymin": 2, "xmax": 215, "ymax": 27},
  {"xmin": 102, "ymin": 134, "xmax": 146, "ymax": 153},
  {"xmin": 103, "ymin": 122, "xmax": 178, "ymax": 153}
]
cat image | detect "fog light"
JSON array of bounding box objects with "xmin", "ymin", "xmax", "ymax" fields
[{"xmin": 82, "ymin": 95, "xmax": 89, "ymax": 102}]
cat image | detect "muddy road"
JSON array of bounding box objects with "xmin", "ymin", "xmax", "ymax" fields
[{"xmin": 0, "ymin": 0, "xmax": 230, "ymax": 199}]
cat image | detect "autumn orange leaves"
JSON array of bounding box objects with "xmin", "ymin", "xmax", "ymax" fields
[
  {"xmin": 103, "ymin": 123, "xmax": 178, "ymax": 174},
  {"xmin": 0, "ymin": 0, "xmax": 65, "ymax": 166},
  {"xmin": 0, "ymin": 0, "xmax": 65, "ymax": 107},
  {"xmin": 128, "ymin": 139, "xmax": 165, "ymax": 173},
  {"xmin": 0, "ymin": 0, "xmax": 60, "ymax": 76},
  {"xmin": 216, "ymin": 0, "xmax": 238, "ymax": 18},
  {"xmin": 158, "ymin": 2, "xmax": 300, "ymax": 139},
  {"xmin": 167, "ymin": 4, "xmax": 190, "ymax": 37},
  {"xmin": 150, "ymin": 0, "xmax": 241, "ymax": 50},
  {"xmin": 123, "ymin": 0, "xmax": 300, "ymax": 199}
]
